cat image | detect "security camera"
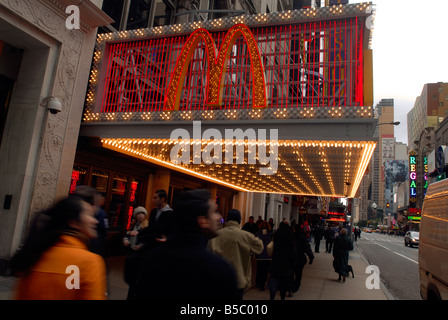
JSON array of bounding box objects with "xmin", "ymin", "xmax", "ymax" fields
[{"xmin": 42, "ymin": 96, "xmax": 62, "ymax": 114}]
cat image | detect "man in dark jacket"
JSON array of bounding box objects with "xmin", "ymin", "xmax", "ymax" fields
[
  {"xmin": 293, "ymin": 225, "xmax": 314, "ymax": 292},
  {"xmin": 242, "ymin": 216, "xmax": 259, "ymax": 235},
  {"xmin": 313, "ymin": 224, "xmax": 323, "ymax": 253},
  {"xmin": 324, "ymin": 226, "xmax": 335, "ymax": 253},
  {"xmin": 134, "ymin": 189, "xmax": 239, "ymax": 300},
  {"xmin": 140, "ymin": 189, "xmax": 174, "ymax": 251}
]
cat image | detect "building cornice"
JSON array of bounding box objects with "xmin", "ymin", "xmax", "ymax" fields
[{"xmin": 38, "ymin": 0, "xmax": 113, "ymax": 32}]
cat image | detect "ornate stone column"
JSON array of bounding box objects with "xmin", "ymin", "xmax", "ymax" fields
[{"xmin": 0, "ymin": 0, "xmax": 112, "ymax": 261}]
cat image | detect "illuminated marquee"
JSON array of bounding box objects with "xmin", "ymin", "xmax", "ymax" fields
[
  {"xmin": 91, "ymin": 12, "xmax": 368, "ymax": 114},
  {"xmin": 164, "ymin": 24, "xmax": 266, "ymax": 111},
  {"xmin": 409, "ymin": 154, "xmax": 417, "ymax": 207}
]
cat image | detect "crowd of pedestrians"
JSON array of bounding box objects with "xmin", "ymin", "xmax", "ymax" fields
[{"xmin": 10, "ymin": 186, "xmax": 354, "ymax": 300}]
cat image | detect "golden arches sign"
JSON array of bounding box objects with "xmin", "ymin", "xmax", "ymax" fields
[{"xmin": 164, "ymin": 24, "xmax": 267, "ymax": 111}]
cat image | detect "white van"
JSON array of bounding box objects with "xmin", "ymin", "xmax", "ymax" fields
[{"xmin": 419, "ymin": 179, "xmax": 448, "ymax": 300}]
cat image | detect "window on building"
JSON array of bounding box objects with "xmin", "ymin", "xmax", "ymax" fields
[
  {"xmin": 127, "ymin": 0, "xmax": 152, "ymax": 30},
  {"xmin": 153, "ymin": 0, "xmax": 174, "ymax": 27},
  {"xmin": 0, "ymin": 75, "xmax": 14, "ymax": 147},
  {"xmin": 109, "ymin": 174, "xmax": 128, "ymax": 232},
  {"xmin": 100, "ymin": 0, "xmax": 174, "ymax": 33},
  {"xmin": 100, "ymin": 0, "xmax": 125, "ymax": 32},
  {"xmin": 91, "ymin": 169, "xmax": 110, "ymax": 195}
]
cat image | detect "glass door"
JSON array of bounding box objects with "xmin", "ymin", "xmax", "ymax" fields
[{"xmin": 109, "ymin": 174, "xmax": 128, "ymax": 232}]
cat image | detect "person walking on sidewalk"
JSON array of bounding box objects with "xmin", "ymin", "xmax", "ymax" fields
[
  {"xmin": 208, "ymin": 209, "xmax": 264, "ymax": 300},
  {"xmin": 11, "ymin": 197, "xmax": 107, "ymax": 300},
  {"xmin": 293, "ymin": 224, "xmax": 314, "ymax": 292},
  {"xmin": 134, "ymin": 189, "xmax": 239, "ymax": 300},
  {"xmin": 324, "ymin": 225, "xmax": 335, "ymax": 253},
  {"xmin": 255, "ymin": 221, "xmax": 273, "ymax": 291},
  {"xmin": 313, "ymin": 224, "xmax": 323, "ymax": 253},
  {"xmin": 269, "ymin": 221, "xmax": 296, "ymax": 300},
  {"xmin": 332, "ymin": 228, "xmax": 354, "ymax": 282}
]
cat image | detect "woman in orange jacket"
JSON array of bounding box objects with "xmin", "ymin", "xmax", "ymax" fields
[{"xmin": 11, "ymin": 196, "xmax": 107, "ymax": 300}]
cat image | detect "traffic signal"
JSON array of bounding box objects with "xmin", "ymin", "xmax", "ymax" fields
[{"xmin": 386, "ymin": 202, "xmax": 390, "ymax": 208}]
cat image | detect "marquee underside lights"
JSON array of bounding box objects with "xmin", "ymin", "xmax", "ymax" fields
[{"xmin": 101, "ymin": 138, "xmax": 376, "ymax": 197}]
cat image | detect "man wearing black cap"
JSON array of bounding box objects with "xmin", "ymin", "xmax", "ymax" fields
[
  {"xmin": 134, "ymin": 189, "xmax": 239, "ymax": 300},
  {"xmin": 208, "ymin": 209, "xmax": 264, "ymax": 299}
]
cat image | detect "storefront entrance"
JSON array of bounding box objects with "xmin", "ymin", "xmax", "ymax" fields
[{"xmin": 72, "ymin": 140, "xmax": 237, "ymax": 255}]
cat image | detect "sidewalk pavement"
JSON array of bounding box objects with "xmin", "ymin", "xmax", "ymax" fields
[
  {"xmin": 244, "ymin": 241, "xmax": 391, "ymax": 300},
  {"xmin": 0, "ymin": 241, "xmax": 392, "ymax": 300}
]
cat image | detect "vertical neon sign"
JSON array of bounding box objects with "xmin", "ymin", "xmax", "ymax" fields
[
  {"xmin": 126, "ymin": 181, "xmax": 139, "ymax": 230},
  {"xmin": 424, "ymin": 156, "xmax": 428, "ymax": 197},
  {"xmin": 409, "ymin": 155, "xmax": 417, "ymax": 208},
  {"xmin": 70, "ymin": 170, "xmax": 80, "ymax": 194}
]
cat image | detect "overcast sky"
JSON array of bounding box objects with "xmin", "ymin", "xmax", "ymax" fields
[{"xmin": 371, "ymin": 0, "xmax": 448, "ymax": 144}]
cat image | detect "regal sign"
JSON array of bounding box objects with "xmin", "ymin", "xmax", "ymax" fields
[
  {"xmin": 409, "ymin": 154, "xmax": 417, "ymax": 207},
  {"xmin": 164, "ymin": 24, "xmax": 267, "ymax": 111}
]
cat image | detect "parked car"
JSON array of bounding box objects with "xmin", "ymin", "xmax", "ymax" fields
[
  {"xmin": 404, "ymin": 231, "xmax": 419, "ymax": 247},
  {"xmin": 419, "ymin": 179, "xmax": 448, "ymax": 300}
]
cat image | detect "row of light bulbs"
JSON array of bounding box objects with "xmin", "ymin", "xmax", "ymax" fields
[{"xmin": 101, "ymin": 138, "xmax": 375, "ymax": 196}]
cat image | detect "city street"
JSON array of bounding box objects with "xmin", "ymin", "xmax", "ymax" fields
[{"xmin": 355, "ymin": 232, "xmax": 420, "ymax": 300}]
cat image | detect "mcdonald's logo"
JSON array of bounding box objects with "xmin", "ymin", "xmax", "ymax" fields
[{"xmin": 164, "ymin": 24, "xmax": 267, "ymax": 111}]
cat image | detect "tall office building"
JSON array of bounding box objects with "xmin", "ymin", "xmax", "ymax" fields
[
  {"xmin": 407, "ymin": 82, "xmax": 448, "ymax": 149},
  {"xmin": 369, "ymin": 99, "xmax": 395, "ymax": 218}
]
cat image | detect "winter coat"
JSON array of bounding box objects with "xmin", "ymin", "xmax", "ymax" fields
[
  {"xmin": 242, "ymin": 222, "xmax": 259, "ymax": 235},
  {"xmin": 324, "ymin": 228, "xmax": 336, "ymax": 241},
  {"xmin": 208, "ymin": 220, "xmax": 264, "ymax": 290},
  {"xmin": 255, "ymin": 230, "xmax": 273, "ymax": 260},
  {"xmin": 294, "ymin": 230, "xmax": 314, "ymax": 266},
  {"xmin": 134, "ymin": 233, "xmax": 239, "ymax": 300},
  {"xmin": 123, "ymin": 220, "xmax": 148, "ymax": 286},
  {"xmin": 270, "ymin": 227, "xmax": 296, "ymax": 278},
  {"xmin": 313, "ymin": 227, "xmax": 324, "ymax": 241},
  {"xmin": 332, "ymin": 234, "xmax": 354, "ymax": 275},
  {"xmin": 140, "ymin": 204, "xmax": 174, "ymax": 250},
  {"xmin": 16, "ymin": 235, "xmax": 106, "ymax": 300}
]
